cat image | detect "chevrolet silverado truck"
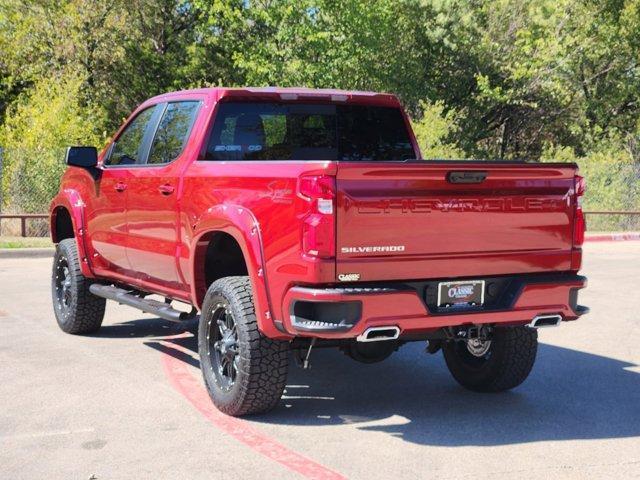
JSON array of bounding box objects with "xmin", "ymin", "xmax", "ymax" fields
[{"xmin": 50, "ymin": 87, "xmax": 588, "ymax": 416}]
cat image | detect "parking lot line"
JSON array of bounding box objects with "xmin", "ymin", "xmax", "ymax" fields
[{"xmin": 159, "ymin": 335, "xmax": 346, "ymax": 480}]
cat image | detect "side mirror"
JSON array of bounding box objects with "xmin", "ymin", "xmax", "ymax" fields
[{"xmin": 65, "ymin": 146, "xmax": 98, "ymax": 168}]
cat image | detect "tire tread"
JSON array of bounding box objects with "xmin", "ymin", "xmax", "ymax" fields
[
  {"xmin": 443, "ymin": 326, "xmax": 537, "ymax": 392},
  {"xmin": 199, "ymin": 276, "xmax": 288, "ymax": 416},
  {"xmin": 52, "ymin": 238, "xmax": 105, "ymax": 334}
]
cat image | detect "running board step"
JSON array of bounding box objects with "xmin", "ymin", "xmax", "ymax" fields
[{"xmin": 89, "ymin": 284, "xmax": 194, "ymax": 322}]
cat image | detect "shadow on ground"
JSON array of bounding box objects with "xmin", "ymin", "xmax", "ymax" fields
[
  {"xmin": 102, "ymin": 318, "xmax": 640, "ymax": 447},
  {"xmin": 88, "ymin": 317, "xmax": 187, "ymax": 338}
]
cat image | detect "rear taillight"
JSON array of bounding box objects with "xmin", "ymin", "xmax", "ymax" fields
[
  {"xmin": 298, "ymin": 175, "xmax": 336, "ymax": 258},
  {"xmin": 573, "ymin": 175, "xmax": 586, "ymax": 247}
]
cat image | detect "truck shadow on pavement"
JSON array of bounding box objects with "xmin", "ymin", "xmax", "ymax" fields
[
  {"xmin": 107, "ymin": 318, "xmax": 640, "ymax": 447},
  {"xmin": 274, "ymin": 342, "xmax": 640, "ymax": 447}
]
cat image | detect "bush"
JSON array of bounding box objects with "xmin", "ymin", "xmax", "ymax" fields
[
  {"xmin": 411, "ymin": 101, "xmax": 464, "ymax": 159},
  {"xmin": 0, "ymin": 75, "xmax": 106, "ymax": 214}
]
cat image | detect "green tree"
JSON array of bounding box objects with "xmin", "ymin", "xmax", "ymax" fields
[
  {"xmin": 191, "ymin": 0, "xmax": 437, "ymax": 110},
  {"xmin": 0, "ymin": 75, "xmax": 104, "ymax": 211},
  {"xmin": 411, "ymin": 101, "xmax": 463, "ymax": 158},
  {"xmin": 423, "ymin": 0, "xmax": 640, "ymax": 160},
  {"xmin": 0, "ymin": 0, "xmax": 638, "ymax": 222},
  {"xmin": 0, "ymin": 0, "xmax": 214, "ymax": 131}
]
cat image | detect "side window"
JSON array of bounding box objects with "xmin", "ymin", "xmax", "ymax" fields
[
  {"xmin": 147, "ymin": 101, "xmax": 200, "ymax": 165},
  {"xmin": 106, "ymin": 107, "xmax": 156, "ymax": 166}
]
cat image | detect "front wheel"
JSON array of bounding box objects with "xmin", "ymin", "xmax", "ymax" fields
[
  {"xmin": 51, "ymin": 238, "xmax": 106, "ymax": 334},
  {"xmin": 198, "ymin": 276, "xmax": 289, "ymax": 416},
  {"xmin": 442, "ymin": 326, "xmax": 538, "ymax": 392}
]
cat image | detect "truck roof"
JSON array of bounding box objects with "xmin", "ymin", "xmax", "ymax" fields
[{"xmin": 144, "ymin": 87, "xmax": 401, "ymax": 107}]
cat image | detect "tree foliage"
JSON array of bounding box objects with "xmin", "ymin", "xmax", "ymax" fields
[
  {"xmin": 0, "ymin": 74, "xmax": 102, "ymax": 212},
  {"xmin": 0, "ymin": 0, "xmax": 638, "ymax": 200}
]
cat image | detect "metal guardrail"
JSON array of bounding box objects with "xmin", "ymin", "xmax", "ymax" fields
[
  {"xmin": 584, "ymin": 211, "xmax": 640, "ymax": 215},
  {"xmin": 583, "ymin": 211, "xmax": 640, "ymax": 232},
  {"xmin": 1, "ymin": 211, "xmax": 639, "ymax": 238},
  {"xmin": 0, "ymin": 214, "xmax": 49, "ymax": 237}
]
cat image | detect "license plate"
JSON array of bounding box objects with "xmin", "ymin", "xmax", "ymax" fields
[{"xmin": 438, "ymin": 280, "xmax": 485, "ymax": 307}]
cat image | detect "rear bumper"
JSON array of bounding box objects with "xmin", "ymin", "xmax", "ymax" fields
[{"xmin": 280, "ymin": 273, "xmax": 588, "ymax": 339}]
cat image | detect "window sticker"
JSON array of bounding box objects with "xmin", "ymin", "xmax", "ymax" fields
[
  {"xmin": 214, "ymin": 145, "xmax": 242, "ymax": 152},
  {"xmin": 213, "ymin": 144, "xmax": 263, "ymax": 152}
]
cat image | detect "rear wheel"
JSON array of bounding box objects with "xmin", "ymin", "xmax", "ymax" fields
[
  {"xmin": 198, "ymin": 276, "xmax": 289, "ymax": 416},
  {"xmin": 51, "ymin": 238, "xmax": 106, "ymax": 334},
  {"xmin": 442, "ymin": 326, "xmax": 537, "ymax": 392}
]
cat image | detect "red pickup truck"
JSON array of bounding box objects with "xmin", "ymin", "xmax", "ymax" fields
[{"xmin": 50, "ymin": 87, "xmax": 588, "ymax": 416}]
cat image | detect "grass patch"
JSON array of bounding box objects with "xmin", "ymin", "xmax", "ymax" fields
[{"xmin": 0, "ymin": 236, "xmax": 53, "ymax": 249}]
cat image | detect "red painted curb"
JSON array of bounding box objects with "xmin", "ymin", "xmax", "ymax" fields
[
  {"xmin": 160, "ymin": 336, "xmax": 346, "ymax": 480},
  {"xmin": 585, "ymin": 232, "xmax": 640, "ymax": 242}
]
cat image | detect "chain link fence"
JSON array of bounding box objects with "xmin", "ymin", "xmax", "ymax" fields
[
  {"xmin": 584, "ymin": 212, "xmax": 640, "ymax": 232},
  {"xmin": 0, "ymin": 146, "xmax": 638, "ymax": 238},
  {"xmin": 576, "ymin": 157, "xmax": 640, "ymax": 232},
  {"xmin": 0, "ymin": 147, "xmax": 66, "ymax": 237}
]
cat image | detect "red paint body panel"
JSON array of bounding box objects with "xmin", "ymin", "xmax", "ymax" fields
[
  {"xmin": 50, "ymin": 87, "xmax": 587, "ymax": 340},
  {"xmin": 126, "ymin": 162, "xmax": 182, "ymax": 288},
  {"xmin": 85, "ymin": 168, "xmax": 131, "ymax": 275},
  {"xmin": 50, "ymin": 185, "xmax": 94, "ymax": 278},
  {"xmin": 282, "ymin": 275, "xmax": 586, "ymax": 340},
  {"xmin": 335, "ymin": 163, "xmax": 577, "ymax": 281},
  {"xmin": 181, "ymin": 160, "xmax": 337, "ymax": 337}
]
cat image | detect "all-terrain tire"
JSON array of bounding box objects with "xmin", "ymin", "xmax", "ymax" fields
[
  {"xmin": 198, "ymin": 276, "xmax": 289, "ymax": 416},
  {"xmin": 442, "ymin": 326, "xmax": 538, "ymax": 392},
  {"xmin": 51, "ymin": 238, "xmax": 106, "ymax": 334}
]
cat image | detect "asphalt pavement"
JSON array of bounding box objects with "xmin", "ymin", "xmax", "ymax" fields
[{"xmin": 1, "ymin": 242, "xmax": 639, "ymax": 479}]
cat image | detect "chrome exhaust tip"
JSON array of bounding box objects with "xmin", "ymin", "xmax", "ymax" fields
[
  {"xmin": 528, "ymin": 314, "xmax": 563, "ymax": 328},
  {"xmin": 356, "ymin": 326, "xmax": 401, "ymax": 342}
]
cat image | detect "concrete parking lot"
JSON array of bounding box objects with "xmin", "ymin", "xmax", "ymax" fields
[{"xmin": 1, "ymin": 242, "xmax": 639, "ymax": 480}]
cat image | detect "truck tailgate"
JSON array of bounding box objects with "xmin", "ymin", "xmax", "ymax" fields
[{"xmin": 335, "ymin": 162, "xmax": 578, "ymax": 281}]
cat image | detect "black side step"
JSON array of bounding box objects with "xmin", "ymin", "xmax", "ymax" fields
[{"xmin": 89, "ymin": 284, "xmax": 195, "ymax": 322}]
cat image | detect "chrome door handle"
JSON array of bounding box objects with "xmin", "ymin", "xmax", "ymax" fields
[
  {"xmin": 158, "ymin": 184, "xmax": 174, "ymax": 195},
  {"xmin": 114, "ymin": 182, "xmax": 127, "ymax": 192}
]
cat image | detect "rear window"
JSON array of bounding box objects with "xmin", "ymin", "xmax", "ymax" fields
[{"xmin": 203, "ymin": 102, "xmax": 415, "ymax": 161}]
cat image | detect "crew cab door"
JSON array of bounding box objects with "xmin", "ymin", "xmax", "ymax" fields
[
  {"xmin": 125, "ymin": 101, "xmax": 201, "ymax": 291},
  {"xmin": 86, "ymin": 106, "xmax": 158, "ymax": 276}
]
